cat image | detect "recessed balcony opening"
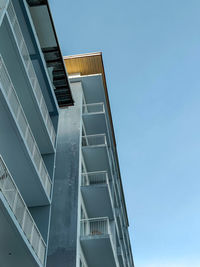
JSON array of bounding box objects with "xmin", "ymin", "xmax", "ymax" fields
[
  {"xmin": 82, "ymin": 102, "xmax": 113, "ymax": 149},
  {"xmin": 82, "ymin": 134, "xmax": 107, "ymax": 147},
  {"xmin": 81, "ymin": 134, "xmax": 111, "ymax": 175},
  {"xmin": 80, "ymin": 217, "xmax": 118, "ymax": 267},
  {"xmin": 82, "ymin": 102, "xmax": 105, "ymax": 114},
  {"xmin": 81, "ymin": 171, "xmax": 114, "ymax": 219}
]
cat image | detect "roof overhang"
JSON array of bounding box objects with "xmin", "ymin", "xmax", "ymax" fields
[{"xmin": 27, "ymin": 0, "xmax": 74, "ymax": 106}]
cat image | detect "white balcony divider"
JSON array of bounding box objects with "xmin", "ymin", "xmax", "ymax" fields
[
  {"xmin": 5, "ymin": 1, "xmax": 56, "ymax": 147},
  {"xmin": 0, "ymin": 55, "xmax": 51, "ymax": 198},
  {"xmin": 81, "ymin": 171, "xmax": 108, "ymax": 186},
  {"xmin": 82, "ymin": 134, "xmax": 107, "ymax": 147},
  {"xmin": 82, "ymin": 102, "xmax": 105, "ymax": 114},
  {"xmin": 0, "ymin": 155, "xmax": 46, "ymax": 265}
]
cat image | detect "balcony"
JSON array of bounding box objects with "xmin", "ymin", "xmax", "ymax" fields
[
  {"xmin": 81, "ymin": 171, "xmax": 114, "ymax": 219},
  {"xmin": 82, "ymin": 103, "xmax": 112, "ymax": 144},
  {"xmin": 0, "ymin": 55, "xmax": 51, "ymax": 204},
  {"xmin": 80, "ymin": 217, "xmax": 119, "ymax": 267},
  {"xmin": 82, "ymin": 134, "xmax": 107, "ymax": 147},
  {"xmin": 82, "ymin": 102, "xmax": 105, "ymax": 114},
  {"xmin": 82, "ymin": 134, "xmax": 111, "ymax": 172},
  {"xmin": 0, "ymin": 155, "xmax": 45, "ymax": 267},
  {"xmin": 0, "ymin": 1, "xmax": 56, "ymax": 153}
]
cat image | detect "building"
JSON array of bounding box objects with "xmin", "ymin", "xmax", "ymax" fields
[
  {"xmin": 0, "ymin": 1, "xmax": 134, "ymax": 267},
  {"xmin": 0, "ymin": 0, "xmax": 73, "ymax": 266},
  {"xmin": 47, "ymin": 53, "xmax": 134, "ymax": 267}
]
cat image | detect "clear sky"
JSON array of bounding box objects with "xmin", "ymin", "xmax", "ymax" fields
[{"xmin": 49, "ymin": 1, "xmax": 200, "ymax": 266}]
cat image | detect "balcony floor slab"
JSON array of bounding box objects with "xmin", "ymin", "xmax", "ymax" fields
[
  {"xmin": 83, "ymin": 113, "xmax": 106, "ymax": 134},
  {"xmin": 82, "ymin": 146, "xmax": 110, "ymax": 173},
  {"xmin": 81, "ymin": 184, "xmax": 114, "ymax": 219},
  {"xmin": 81, "ymin": 235, "xmax": 117, "ymax": 267}
]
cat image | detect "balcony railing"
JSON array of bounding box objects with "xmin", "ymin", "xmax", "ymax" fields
[
  {"xmin": 0, "ymin": 155, "xmax": 46, "ymax": 265},
  {"xmin": 0, "ymin": 0, "xmax": 8, "ymax": 25},
  {"xmin": 0, "ymin": 55, "xmax": 51, "ymax": 198},
  {"xmin": 117, "ymin": 244, "xmax": 127, "ymax": 267},
  {"xmin": 81, "ymin": 171, "xmax": 108, "ymax": 186},
  {"xmin": 80, "ymin": 217, "xmax": 111, "ymax": 237},
  {"xmin": 81, "ymin": 217, "xmax": 120, "ymax": 267},
  {"xmin": 6, "ymin": 1, "xmax": 56, "ymax": 147},
  {"xmin": 82, "ymin": 134, "xmax": 107, "ymax": 147},
  {"xmin": 82, "ymin": 102, "xmax": 105, "ymax": 114}
]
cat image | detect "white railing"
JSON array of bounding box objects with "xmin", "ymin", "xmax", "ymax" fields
[
  {"xmin": 0, "ymin": 155, "xmax": 46, "ymax": 265},
  {"xmin": 121, "ymin": 239, "xmax": 129, "ymax": 267},
  {"xmin": 0, "ymin": 55, "xmax": 51, "ymax": 198},
  {"xmin": 118, "ymin": 244, "xmax": 126, "ymax": 267},
  {"xmin": 116, "ymin": 180, "xmax": 127, "ymax": 229},
  {"xmin": 82, "ymin": 102, "xmax": 105, "ymax": 114},
  {"xmin": 82, "ymin": 134, "xmax": 107, "ymax": 147},
  {"xmin": 80, "ymin": 217, "xmax": 119, "ymax": 267},
  {"xmin": 6, "ymin": 1, "xmax": 56, "ymax": 147},
  {"xmin": 0, "ymin": 0, "xmax": 8, "ymax": 25},
  {"xmin": 81, "ymin": 171, "xmax": 108, "ymax": 186},
  {"xmin": 80, "ymin": 217, "xmax": 110, "ymax": 237},
  {"xmin": 117, "ymin": 246, "xmax": 122, "ymax": 256},
  {"xmin": 115, "ymin": 207, "xmax": 128, "ymax": 265}
]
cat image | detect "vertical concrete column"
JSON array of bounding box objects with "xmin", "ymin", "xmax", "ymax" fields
[{"xmin": 47, "ymin": 82, "xmax": 82, "ymax": 267}]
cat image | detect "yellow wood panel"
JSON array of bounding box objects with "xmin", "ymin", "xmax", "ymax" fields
[{"xmin": 64, "ymin": 53, "xmax": 102, "ymax": 75}]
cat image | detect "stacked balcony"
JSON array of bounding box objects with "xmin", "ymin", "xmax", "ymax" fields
[
  {"xmin": 81, "ymin": 99, "xmax": 134, "ymax": 267},
  {"xmin": 114, "ymin": 180, "xmax": 132, "ymax": 267},
  {"xmin": 81, "ymin": 100, "xmax": 121, "ymax": 267},
  {"xmin": 0, "ymin": 55, "xmax": 51, "ymax": 205},
  {"xmin": 0, "ymin": 155, "xmax": 45, "ymax": 266},
  {"xmin": 82, "ymin": 103, "xmax": 109, "ymax": 142},
  {"xmin": 0, "ymin": 1, "xmax": 56, "ymax": 153},
  {"xmin": 81, "ymin": 171, "xmax": 114, "ymax": 219},
  {"xmin": 82, "ymin": 133, "xmax": 112, "ymax": 173}
]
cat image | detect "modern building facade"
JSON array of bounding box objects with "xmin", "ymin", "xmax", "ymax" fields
[
  {"xmin": 47, "ymin": 53, "xmax": 134, "ymax": 267},
  {"xmin": 0, "ymin": 1, "xmax": 134, "ymax": 267},
  {"xmin": 0, "ymin": 0, "xmax": 73, "ymax": 266}
]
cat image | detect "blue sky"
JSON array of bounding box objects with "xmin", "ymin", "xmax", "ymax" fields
[{"xmin": 49, "ymin": 0, "xmax": 200, "ymax": 266}]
